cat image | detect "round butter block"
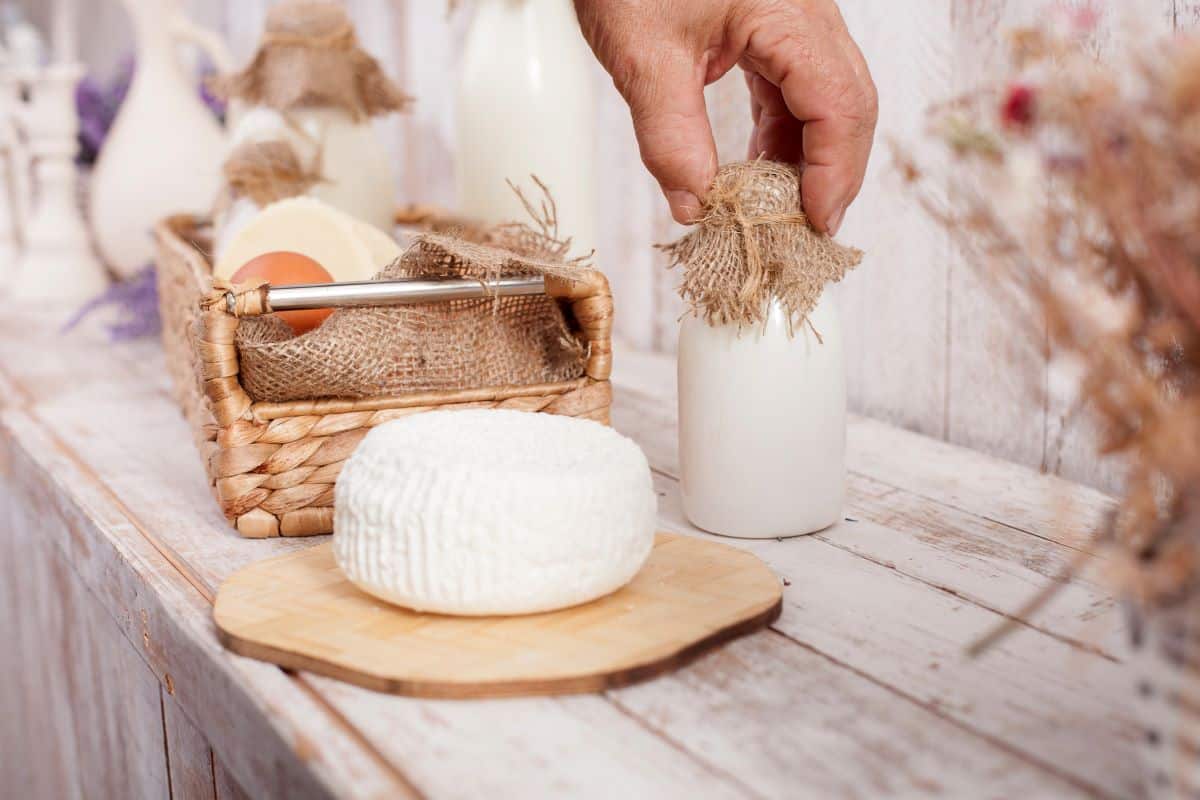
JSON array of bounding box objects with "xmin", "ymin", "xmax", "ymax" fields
[{"xmin": 333, "ymin": 410, "xmax": 657, "ymax": 616}]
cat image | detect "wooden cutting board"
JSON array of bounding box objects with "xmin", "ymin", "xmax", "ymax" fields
[{"xmin": 214, "ymin": 533, "xmax": 783, "ymax": 698}]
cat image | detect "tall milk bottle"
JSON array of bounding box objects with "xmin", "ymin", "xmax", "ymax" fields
[
  {"xmin": 677, "ymin": 293, "xmax": 847, "ymax": 539},
  {"xmin": 455, "ymin": 0, "xmax": 596, "ymax": 253}
]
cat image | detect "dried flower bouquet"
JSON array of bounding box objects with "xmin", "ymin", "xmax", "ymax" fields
[{"xmin": 901, "ymin": 15, "xmax": 1200, "ymax": 629}]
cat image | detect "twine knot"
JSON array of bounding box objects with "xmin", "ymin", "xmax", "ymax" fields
[{"xmin": 662, "ymin": 160, "xmax": 863, "ymax": 333}]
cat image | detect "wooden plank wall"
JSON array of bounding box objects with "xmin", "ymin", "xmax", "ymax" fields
[{"xmin": 38, "ymin": 0, "xmax": 1191, "ymax": 494}]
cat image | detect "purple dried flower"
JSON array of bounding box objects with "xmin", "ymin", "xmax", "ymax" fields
[
  {"xmin": 197, "ymin": 65, "xmax": 228, "ymax": 123},
  {"xmin": 75, "ymin": 56, "xmax": 134, "ymax": 164},
  {"xmin": 62, "ymin": 265, "xmax": 160, "ymax": 342}
]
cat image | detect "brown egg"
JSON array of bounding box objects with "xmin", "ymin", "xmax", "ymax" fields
[{"xmin": 231, "ymin": 251, "xmax": 335, "ymax": 334}]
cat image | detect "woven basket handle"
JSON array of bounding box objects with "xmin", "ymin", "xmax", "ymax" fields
[
  {"xmin": 545, "ymin": 272, "xmax": 613, "ymax": 382},
  {"xmin": 198, "ymin": 271, "xmax": 613, "ymax": 425}
]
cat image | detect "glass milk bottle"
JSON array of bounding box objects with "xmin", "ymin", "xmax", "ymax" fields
[
  {"xmin": 677, "ymin": 293, "xmax": 847, "ymax": 539},
  {"xmin": 455, "ymin": 0, "xmax": 596, "ymax": 252}
]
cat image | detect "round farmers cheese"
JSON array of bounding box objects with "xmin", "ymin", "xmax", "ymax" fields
[
  {"xmin": 333, "ymin": 409, "xmax": 657, "ymax": 616},
  {"xmin": 213, "ymin": 197, "xmax": 400, "ymax": 283}
]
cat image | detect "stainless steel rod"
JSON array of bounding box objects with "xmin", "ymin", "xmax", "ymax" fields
[{"xmin": 264, "ymin": 276, "xmax": 546, "ymax": 310}]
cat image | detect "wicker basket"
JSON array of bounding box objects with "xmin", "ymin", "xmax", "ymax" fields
[{"xmin": 154, "ymin": 213, "xmax": 614, "ymax": 538}]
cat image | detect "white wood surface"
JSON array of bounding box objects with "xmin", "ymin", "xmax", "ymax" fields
[
  {"xmin": 0, "ymin": 475, "xmax": 169, "ymax": 800},
  {"xmin": 0, "ymin": 310, "xmax": 1146, "ymax": 799},
  {"xmin": 164, "ymin": 690, "xmax": 219, "ymax": 800}
]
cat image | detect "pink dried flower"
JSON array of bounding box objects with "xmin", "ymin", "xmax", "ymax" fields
[{"xmin": 1001, "ymin": 83, "xmax": 1038, "ymax": 128}]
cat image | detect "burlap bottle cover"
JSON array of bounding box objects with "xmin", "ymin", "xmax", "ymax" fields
[
  {"xmin": 213, "ymin": 140, "xmax": 324, "ymax": 219},
  {"xmin": 222, "ymin": 141, "xmax": 322, "ymax": 206},
  {"xmin": 213, "ymin": 0, "xmax": 411, "ymax": 120},
  {"xmin": 662, "ymin": 160, "xmax": 863, "ymax": 333}
]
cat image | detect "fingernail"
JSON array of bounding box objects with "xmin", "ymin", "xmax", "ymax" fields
[
  {"xmin": 666, "ymin": 190, "xmax": 702, "ymax": 224},
  {"xmin": 828, "ymin": 204, "xmax": 847, "ymax": 237}
]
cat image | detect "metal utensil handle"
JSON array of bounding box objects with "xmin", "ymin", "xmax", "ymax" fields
[{"xmin": 265, "ymin": 276, "xmax": 547, "ymax": 311}]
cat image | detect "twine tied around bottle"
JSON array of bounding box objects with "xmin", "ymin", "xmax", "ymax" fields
[
  {"xmin": 661, "ymin": 160, "xmax": 863, "ymax": 334},
  {"xmin": 221, "ymin": 140, "xmax": 324, "ymax": 208},
  {"xmin": 259, "ymin": 24, "xmax": 356, "ymax": 52},
  {"xmin": 212, "ymin": 0, "xmax": 411, "ymax": 121}
]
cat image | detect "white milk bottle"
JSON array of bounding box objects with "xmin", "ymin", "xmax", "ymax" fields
[
  {"xmin": 455, "ymin": 0, "xmax": 596, "ymax": 252},
  {"xmin": 678, "ymin": 292, "xmax": 847, "ymax": 539},
  {"xmin": 665, "ymin": 160, "xmax": 861, "ymax": 539}
]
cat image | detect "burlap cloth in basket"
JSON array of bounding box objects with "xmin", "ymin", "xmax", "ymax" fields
[
  {"xmin": 662, "ymin": 160, "xmax": 863, "ymax": 332},
  {"xmin": 233, "ymin": 231, "xmax": 589, "ymax": 403}
]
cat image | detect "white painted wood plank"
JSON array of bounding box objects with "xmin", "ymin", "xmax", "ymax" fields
[
  {"xmin": 0, "ymin": 411, "xmax": 404, "ymax": 800},
  {"xmin": 835, "ymin": 0, "xmax": 952, "ymax": 439},
  {"xmin": 164, "ymin": 690, "xmax": 218, "ymax": 800},
  {"xmin": 394, "ymin": 3, "xmax": 467, "ymax": 210},
  {"xmin": 1180, "ymin": 0, "xmax": 1200, "ymax": 28},
  {"xmin": 611, "ymin": 372, "xmax": 1122, "ymax": 656},
  {"xmin": 308, "ymin": 677, "xmax": 751, "ymax": 800},
  {"xmin": 0, "ymin": 475, "xmax": 77, "ymax": 800},
  {"xmin": 848, "ymin": 414, "xmax": 1114, "ymax": 551},
  {"xmin": 593, "ymin": 59, "xmax": 660, "ymax": 350},
  {"xmin": 610, "ymin": 631, "xmax": 1092, "ymax": 799},
  {"xmin": 651, "ymin": 473, "xmax": 1141, "ymax": 798},
  {"xmin": 0, "ymin": 492, "xmax": 170, "ymax": 800},
  {"xmin": 610, "ymin": 343, "xmax": 1115, "ymax": 550},
  {"xmin": 214, "ymin": 760, "xmax": 253, "ymax": 800},
  {"xmin": 942, "ymin": 0, "xmax": 1049, "ymax": 472},
  {"xmin": 608, "ymin": 343, "xmax": 1139, "ymax": 795},
  {"xmin": 222, "ymin": 0, "xmax": 272, "ymax": 64},
  {"xmin": 843, "ymin": 475, "xmax": 1124, "ymax": 657}
]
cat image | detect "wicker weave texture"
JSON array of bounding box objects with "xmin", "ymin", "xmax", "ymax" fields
[{"xmin": 154, "ymin": 214, "xmax": 615, "ymax": 538}]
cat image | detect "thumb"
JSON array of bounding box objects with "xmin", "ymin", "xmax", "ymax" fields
[{"xmin": 619, "ymin": 52, "xmax": 718, "ymax": 224}]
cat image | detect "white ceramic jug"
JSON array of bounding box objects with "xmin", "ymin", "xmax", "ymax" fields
[
  {"xmin": 455, "ymin": 0, "xmax": 596, "ymax": 252},
  {"xmin": 677, "ymin": 292, "xmax": 847, "ymax": 539},
  {"xmin": 89, "ymin": 0, "xmax": 232, "ymax": 277}
]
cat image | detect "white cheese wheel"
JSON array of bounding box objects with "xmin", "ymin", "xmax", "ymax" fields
[
  {"xmin": 213, "ymin": 197, "xmax": 394, "ymax": 283},
  {"xmin": 351, "ymin": 218, "xmax": 404, "ymax": 270},
  {"xmin": 333, "ymin": 410, "xmax": 658, "ymax": 616}
]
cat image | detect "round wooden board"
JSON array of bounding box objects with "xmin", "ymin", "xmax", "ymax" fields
[{"xmin": 214, "ymin": 532, "xmax": 783, "ymax": 698}]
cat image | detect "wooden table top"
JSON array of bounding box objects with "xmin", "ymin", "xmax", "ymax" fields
[{"xmin": 0, "ymin": 310, "xmax": 1138, "ymax": 799}]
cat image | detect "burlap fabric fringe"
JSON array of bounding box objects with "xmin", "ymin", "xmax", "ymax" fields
[
  {"xmin": 220, "ymin": 139, "xmax": 323, "ymax": 209},
  {"xmin": 213, "ymin": 0, "xmax": 411, "ymax": 121},
  {"xmin": 662, "ymin": 160, "xmax": 863, "ymax": 332},
  {"xmin": 234, "ymin": 228, "xmax": 590, "ymax": 403}
]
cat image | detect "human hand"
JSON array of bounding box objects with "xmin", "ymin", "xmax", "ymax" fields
[{"xmin": 574, "ymin": 0, "xmax": 877, "ymax": 234}]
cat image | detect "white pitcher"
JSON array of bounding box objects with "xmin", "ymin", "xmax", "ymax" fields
[
  {"xmin": 455, "ymin": 0, "xmax": 596, "ymax": 252},
  {"xmin": 89, "ymin": 0, "xmax": 232, "ymax": 278}
]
